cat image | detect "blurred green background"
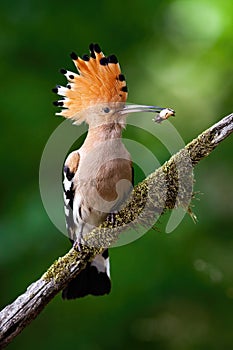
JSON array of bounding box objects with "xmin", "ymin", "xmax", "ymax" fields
[{"xmin": 1, "ymin": 0, "xmax": 233, "ymax": 349}]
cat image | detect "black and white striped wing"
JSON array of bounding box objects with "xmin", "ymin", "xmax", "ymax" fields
[{"xmin": 63, "ymin": 150, "xmax": 80, "ymax": 242}]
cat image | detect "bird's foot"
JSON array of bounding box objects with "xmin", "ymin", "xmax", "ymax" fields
[
  {"xmin": 106, "ymin": 211, "xmax": 117, "ymax": 226},
  {"xmin": 73, "ymin": 239, "xmax": 82, "ymax": 252}
]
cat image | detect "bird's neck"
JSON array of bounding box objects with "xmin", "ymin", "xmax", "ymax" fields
[{"xmin": 83, "ymin": 122, "xmax": 124, "ymax": 147}]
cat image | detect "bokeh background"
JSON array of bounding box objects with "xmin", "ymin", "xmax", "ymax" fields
[{"xmin": 1, "ymin": 0, "xmax": 233, "ymax": 349}]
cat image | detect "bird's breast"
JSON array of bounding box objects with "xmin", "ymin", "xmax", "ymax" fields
[{"xmin": 75, "ymin": 141, "xmax": 132, "ymax": 213}]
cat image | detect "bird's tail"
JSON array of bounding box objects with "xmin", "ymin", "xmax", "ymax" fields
[{"xmin": 62, "ymin": 249, "xmax": 111, "ymax": 299}]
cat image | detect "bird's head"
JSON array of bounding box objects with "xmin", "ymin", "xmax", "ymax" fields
[{"xmin": 53, "ymin": 43, "xmax": 175, "ymax": 127}]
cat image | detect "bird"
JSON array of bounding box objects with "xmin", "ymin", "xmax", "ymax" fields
[{"xmin": 53, "ymin": 43, "xmax": 175, "ymax": 299}]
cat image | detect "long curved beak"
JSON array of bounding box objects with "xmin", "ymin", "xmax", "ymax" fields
[
  {"xmin": 120, "ymin": 103, "xmax": 175, "ymax": 123},
  {"xmin": 121, "ymin": 104, "xmax": 164, "ymax": 114}
]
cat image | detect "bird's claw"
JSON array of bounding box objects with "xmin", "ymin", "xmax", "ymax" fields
[{"xmin": 73, "ymin": 240, "xmax": 82, "ymax": 252}]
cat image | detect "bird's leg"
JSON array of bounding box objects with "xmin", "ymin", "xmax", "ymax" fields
[
  {"xmin": 73, "ymin": 240, "xmax": 82, "ymax": 252},
  {"xmin": 73, "ymin": 223, "xmax": 84, "ymax": 251}
]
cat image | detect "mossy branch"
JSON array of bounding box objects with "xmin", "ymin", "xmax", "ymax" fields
[{"xmin": 0, "ymin": 113, "xmax": 232, "ymax": 348}]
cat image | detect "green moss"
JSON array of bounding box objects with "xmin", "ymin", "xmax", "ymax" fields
[
  {"xmin": 42, "ymin": 248, "xmax": 79, "ymax": 282},
  {"xmin": 186, "ymin": 129, "xmax": 216, "ymax": 165}
]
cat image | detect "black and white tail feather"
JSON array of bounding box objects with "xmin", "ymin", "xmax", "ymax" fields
[{"xmin": 62, "ymin": 249, "xmax": 111, "ymax": 299}]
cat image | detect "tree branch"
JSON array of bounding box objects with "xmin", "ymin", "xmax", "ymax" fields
[{"xmin": 0, "ymin": 113, "xmax": 232, "ymax": 348}]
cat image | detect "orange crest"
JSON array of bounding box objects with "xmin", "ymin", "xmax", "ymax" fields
[{"xmin": 53, "ymin": 43, "xmax": 128, "ymax": 122}]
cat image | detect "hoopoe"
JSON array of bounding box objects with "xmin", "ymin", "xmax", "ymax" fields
[{"xmin": 53, "ymin": 43, "xmax": 174, "ymax": 299}]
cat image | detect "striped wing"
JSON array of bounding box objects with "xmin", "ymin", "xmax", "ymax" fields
[{"xmin": 63, "ymin": 150, "xmax": 80, "ymax": 242}]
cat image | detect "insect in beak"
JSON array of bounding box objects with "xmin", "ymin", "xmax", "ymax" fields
[{"xmin": 121, "ymin": 104, "xmax": 175, "ymax": 123}]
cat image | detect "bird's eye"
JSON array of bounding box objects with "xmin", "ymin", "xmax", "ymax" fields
[{"xmin": 103, "ymin": 107, "xmax": 110, "ymax": 113}]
